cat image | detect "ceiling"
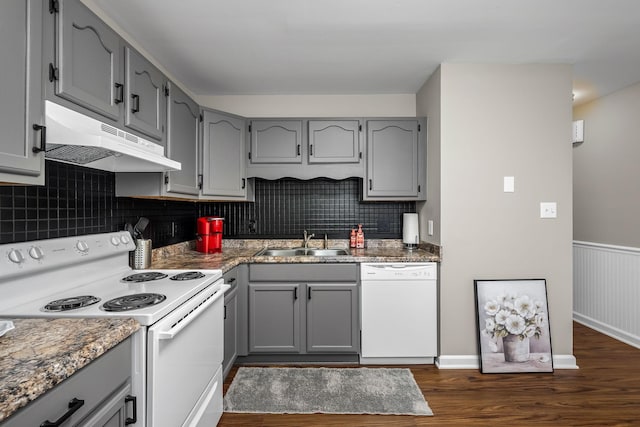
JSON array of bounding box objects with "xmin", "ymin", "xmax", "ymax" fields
[{"xmin": 87, "ymin": 0, "xmax": 640, "ymax": 105}]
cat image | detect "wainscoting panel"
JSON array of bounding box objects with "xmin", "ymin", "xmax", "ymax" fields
[{"xmin": 573, "ymin": 241, "xmax": 640, "ymax": 348}]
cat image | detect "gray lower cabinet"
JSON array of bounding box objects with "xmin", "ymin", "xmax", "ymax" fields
[
  {"xmin": 223, "ymin": 270, "xmax": 239, "ymax": 378},
  {"xmin": 248, "ymin": 264, "xmax": 359, "ymax": 355},
  {"xmin": 124, "ymin": 47, "xmax": 166, "ymax": 142},
  {"xmin": 0, "ymin": 0, "xmax": 45, "ymax": 185},
  {"xmin": 364, "ymin": 118, "xmax": 427, "ymax": 201},
  {"xmin": 249, "ymin": 283, "xmax": 301, "ymax": 353},
  {"xmin": 2, "ymin": 338, "xmax": 135, "ymax": 427},
  {"xmin": 202, "ymin": 110, "xmax": 252, "ymax": 200},
  {"xmin": 308, "ymin": 120, "xmax": 361, "ymax": 164},
  {"xmin": 306, "ymin": 284, "xmax": 359, "ymax": 353},
  {"xmin": 249, "ymin": 120, "xmax": 303, "ymax": 164}
]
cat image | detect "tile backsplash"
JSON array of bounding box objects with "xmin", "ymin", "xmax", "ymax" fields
[{"xmin": 0, "ymin": 161, "xmax": 415, "ymax": 246}]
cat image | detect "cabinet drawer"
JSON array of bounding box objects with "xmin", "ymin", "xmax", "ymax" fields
[
  {"xmin": 249, "ymin": 263, "xmax": 357, "ymax": 282},
  {"xmin": 3, "ymin": 338, "xmax": 131, "ymax": 427}
]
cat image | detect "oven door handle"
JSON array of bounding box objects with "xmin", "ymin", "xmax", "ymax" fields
[{"xmin": 156, "ymin": 285, "xmax": 229, "ymax": 340}]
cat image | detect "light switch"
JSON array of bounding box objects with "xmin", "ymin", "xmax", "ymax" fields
[
  {"xmin": 504, "ymin": 176, "xmax": 515, "ymax": 192},
  {"xmin": 540, "ymin": 202, "xmax": 557, "ymax": 218}
]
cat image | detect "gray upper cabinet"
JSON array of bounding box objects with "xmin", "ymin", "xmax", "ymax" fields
[
  {"xmin": 249, "ymin": 120, "xmax": 303, "ymax": 164},
  {"xmin": 0, "ymin": 0, "xmax": 45, "ymax": 185},
  {"xmin": 165, "ymin": 82, "xmax": 199, "ymax": 196},
  {"xmin": 308, "ymin": 120, "xmax": 361, "ymax": 164},
  {"xmin": 364, "ymin": 118, "xmax": 427, "ymax": 201},
  {"xmin": 124, "ymin": 47, "xmax": 166, "ymax": 142},
  {"xmin": 55, "ymin": 0, "xmax": 122, "ymax": 121},
  {"xmin": 202, "ymin": 110, "xmax": 250, "ymax": 199}
]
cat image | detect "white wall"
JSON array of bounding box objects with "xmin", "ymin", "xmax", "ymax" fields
[
  {"xmin": 423, "ymin": 64, "xmax": 575, "ymax": 366},
  {"xmin": 197, "ymin": 94, "xmax": 416, "ymax": 117},
  {"xmin": 416, "ymin": 68, "xmax": 441, "ymax": 245},
  {"xmin": 573, "ymin": 82, "xmax": 640, "ymax": 247}
]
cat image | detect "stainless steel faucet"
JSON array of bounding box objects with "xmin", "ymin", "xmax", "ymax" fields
[
  {"xmin": 324, "ymin": 233, "xmax": 329, "ymax": 249},
  {"xmin": 303, "ymin": 230, "xmax": 315, "ymax": 248}
]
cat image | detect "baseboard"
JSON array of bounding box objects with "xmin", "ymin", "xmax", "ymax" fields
[
  {"xmin": 574, "ymin": 312, "xmax": 640, "ymax": 350},
  {"xmin": 435, "ymin": 355, "xmax": 479, "ymax": 369},
  {"xmin": 436, "ymin": 354, "xmax": 578, "ymax": 370}
]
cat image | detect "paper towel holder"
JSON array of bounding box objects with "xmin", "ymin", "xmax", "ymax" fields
[{"xmin": 402, "ymin": 213, "xmax": 419, "ymax": 250}]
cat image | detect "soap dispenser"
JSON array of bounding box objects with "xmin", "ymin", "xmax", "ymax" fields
[
  {"xmin": 356, "ymin": 224, "xmax": 365, "ymax": 249},
  {"xmin": 350, "ymin": 228, "xmax": 357, "ymax": 248}
]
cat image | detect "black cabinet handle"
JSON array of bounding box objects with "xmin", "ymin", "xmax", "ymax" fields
[
  {"xmin": 32, "ymin": 124, "xmax": 46, "ymax": 153},
  {"xmin": 198, "ymin": 174, "xmax": 203, "ymax": 190},
  {"xmin": 309, "ymin": 144, "xmax": 313, "ymax": 156},
  {"xmin": 227, "ymin": 278, "xmax": 236, "ymax": 284},
  {"xmin": 40, "ymin": 398, "xmax": 84, "ymax": 427},
  {"xmin": 308, "ymin": 287, "xmax": 312, "ymax": 300},
  {"xmin": 369, "ymin": 179, "xmax": 372, "ymax": 191},
  {"xmin": 242, "ymin": 178, "xmax": 246, "ymax": 189},
  {"xmin": 115, "ymin": 83, "xmax": 124, "ymax": 104},
  {"xmin": 294, "ymin": 287, "xmax": 298, "ymax": 300},
  {"xmin": 224, "ymin": 305, "xmax": 227, "ymax": 319},
  {"xmin": 131, "ymin": 94, "xmax": 140, "ymax": 113},
  {"xmin": 125, "ymin": 395, "xmax": 137, "ymax": 425},
  {"xmin": 297, "ymin": 144, "xmax": 301, "ymax": 156}
]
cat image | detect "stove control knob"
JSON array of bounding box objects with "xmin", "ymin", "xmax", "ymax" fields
[
  {"xmin": 76, "ymin": 240, "xmax": 90, "ymax": 253},
  {"xmin": 110, "ymin": 236, "xmax": 121, "ymax": 246},
  {"xmin": 120, "ymin": 234, "xmax": 131, "ymax": 245},
  {"xmin": 28, "ymin": 246, "xmax": 44, "ymax": 260},
  {"xmin": 8, "ymin": 249, "xmax": 25, "ymax": 264}
]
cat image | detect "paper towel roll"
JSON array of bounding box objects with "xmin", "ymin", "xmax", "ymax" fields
[{"xmin": 402, "ymin": 213, "xmax": 419, "ymax": 246}]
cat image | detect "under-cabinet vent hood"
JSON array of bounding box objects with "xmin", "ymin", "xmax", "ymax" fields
[{"xmin": 44, "ymin": 101, "xmax": 181, "ymax": 172}]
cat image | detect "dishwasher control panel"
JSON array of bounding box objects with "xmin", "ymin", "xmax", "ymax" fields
[{"xmin": 360, "ymin": 263, "xmax": 437, "ymax": 281}]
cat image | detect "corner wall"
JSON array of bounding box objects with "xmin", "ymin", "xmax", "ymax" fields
[{"xmin": 432, "ymin": 64, "xmax": 575, "ymax": 367}]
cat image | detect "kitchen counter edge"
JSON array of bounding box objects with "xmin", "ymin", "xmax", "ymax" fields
[{"xmin": 0, "ymin": 318, "xmax": 140, "ymax": 422}]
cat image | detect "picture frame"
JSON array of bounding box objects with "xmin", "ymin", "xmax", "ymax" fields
[{"xmin": 474, "ymin": 279, "xmax": 553, "ymax": 373}]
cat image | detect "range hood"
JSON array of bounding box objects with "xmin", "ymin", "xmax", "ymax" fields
[{"xmin": 44, "ymin": 101, "xmax": 181, "ymax": 172}]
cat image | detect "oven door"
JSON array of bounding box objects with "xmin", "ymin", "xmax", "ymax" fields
[{"xmin": 147, "ymin": 281, "xmax": 229, "ymax": 427}]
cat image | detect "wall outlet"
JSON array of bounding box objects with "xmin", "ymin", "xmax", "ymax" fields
[
  {"xmin": 427, "ymin": 220, "xmax": 434, "ymax": 236},
  {"xmin": 504, "ymin": 176, "xmax": 515, "ymax": 192},
  {"xmin": 540, "ymin": 202, "xmax": 557, "ymax": 218}
]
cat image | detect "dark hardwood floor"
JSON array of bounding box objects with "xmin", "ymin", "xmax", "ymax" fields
[{"xmin": 220, "ymin": 323, "xmax": 640, "ymax": 426}]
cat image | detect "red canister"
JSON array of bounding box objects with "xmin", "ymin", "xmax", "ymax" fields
[{"xmin": 196, "ymin": 217, "xmax": 224, "ymax": 253}]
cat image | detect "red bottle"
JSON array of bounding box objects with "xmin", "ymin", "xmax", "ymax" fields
[{"xmin": 350, "ymin": 229, "xmax": 357, "ymax": 248}]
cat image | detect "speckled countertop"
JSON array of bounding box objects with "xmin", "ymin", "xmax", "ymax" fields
[
  {"xmin": 0, "ymin": 318, "xmax": 139, "ymax": 422},
  {"xmin": 152, "ymin": 238, "xmax": 441, "ymax": 272}
]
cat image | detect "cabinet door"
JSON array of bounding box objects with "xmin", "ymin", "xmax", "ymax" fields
[
  {"xmin": 223, "ymin": 287, "xmax": 238, "ymax": 378},
  {"xmin": 249, "ymin": 120, "xmax": 303, "ymax": 164},
  {"xmin": 306, "ymin": 284, "xmax": 359, "ymax": 353},
  {"xmin": 366, "ymin": 120, "xmax": 420, "ymax": 198},
  {"xmin": 0, "ymin": 0, "xmax": 44, "ymax": 185},
  {"xmin": 165, "ymin": 82, "xmax": 199, "ymax": 196},
  {"xmin": 125, "ymin": 47, "xmax": 165, "ymax": 141},
  {"xmin": 248, "ymin": 283, "xmax": 301, "ymax": 353},
  {"xmin": 202, "ymin": 110, "xmax": 247, "ymax": 197},
  {"xmin": 308, "ymin": 120, "xmax": 361, "ymax": 164},
  {"xmin": 77, "ymin": 383, "xmax": 133, "ymax": 427},
  {"xmin": 56, "ymin": 0, "xmax": 122, "ymax": 121}
]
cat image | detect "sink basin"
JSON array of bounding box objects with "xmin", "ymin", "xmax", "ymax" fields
[{"xmin": 255, "ymin": 248, "xmax": 350, "ymax": 257}]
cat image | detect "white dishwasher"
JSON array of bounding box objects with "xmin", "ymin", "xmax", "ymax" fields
[{"xmin": 360, "ymin": 263, "xmax": 438, "ymax": 364}]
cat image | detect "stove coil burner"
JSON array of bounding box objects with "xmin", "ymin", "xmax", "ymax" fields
[
  {"xmin": 44, "ymin": 295, "xmax": 101, "ymax": 312},
  {"xmin": 122, "ymin": 272, "xmax": 168, "ymax": 283},
  {"xmin": 170, "ymin": 271, "xmax": 206, "ymax": 281},
  {"xmin": 102, "ymin": 293, "xmax": 167, "ymax": 312}
]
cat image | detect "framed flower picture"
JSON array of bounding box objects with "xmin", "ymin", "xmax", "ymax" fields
[{"xmin": 474, "ymin": 279, "xmax": 553, "ymax": 373}]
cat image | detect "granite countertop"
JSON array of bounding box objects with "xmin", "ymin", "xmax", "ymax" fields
[
  {"xmin": 151, "ymin": 238, "xmax": 441, "ymax": 272},
  {"xmin": 0, "ymin": 318, "xmax": 140, "ymax": 422}
]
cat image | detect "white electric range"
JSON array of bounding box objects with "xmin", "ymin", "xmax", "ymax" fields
[{"xmin": 0, "ymin": 231, "xmax": 228, "ymax": 427}]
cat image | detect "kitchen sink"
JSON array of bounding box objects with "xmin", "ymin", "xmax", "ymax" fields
[{"xmin": 255, "ymin": 248, "xmax": 350, "ymax": 257}]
